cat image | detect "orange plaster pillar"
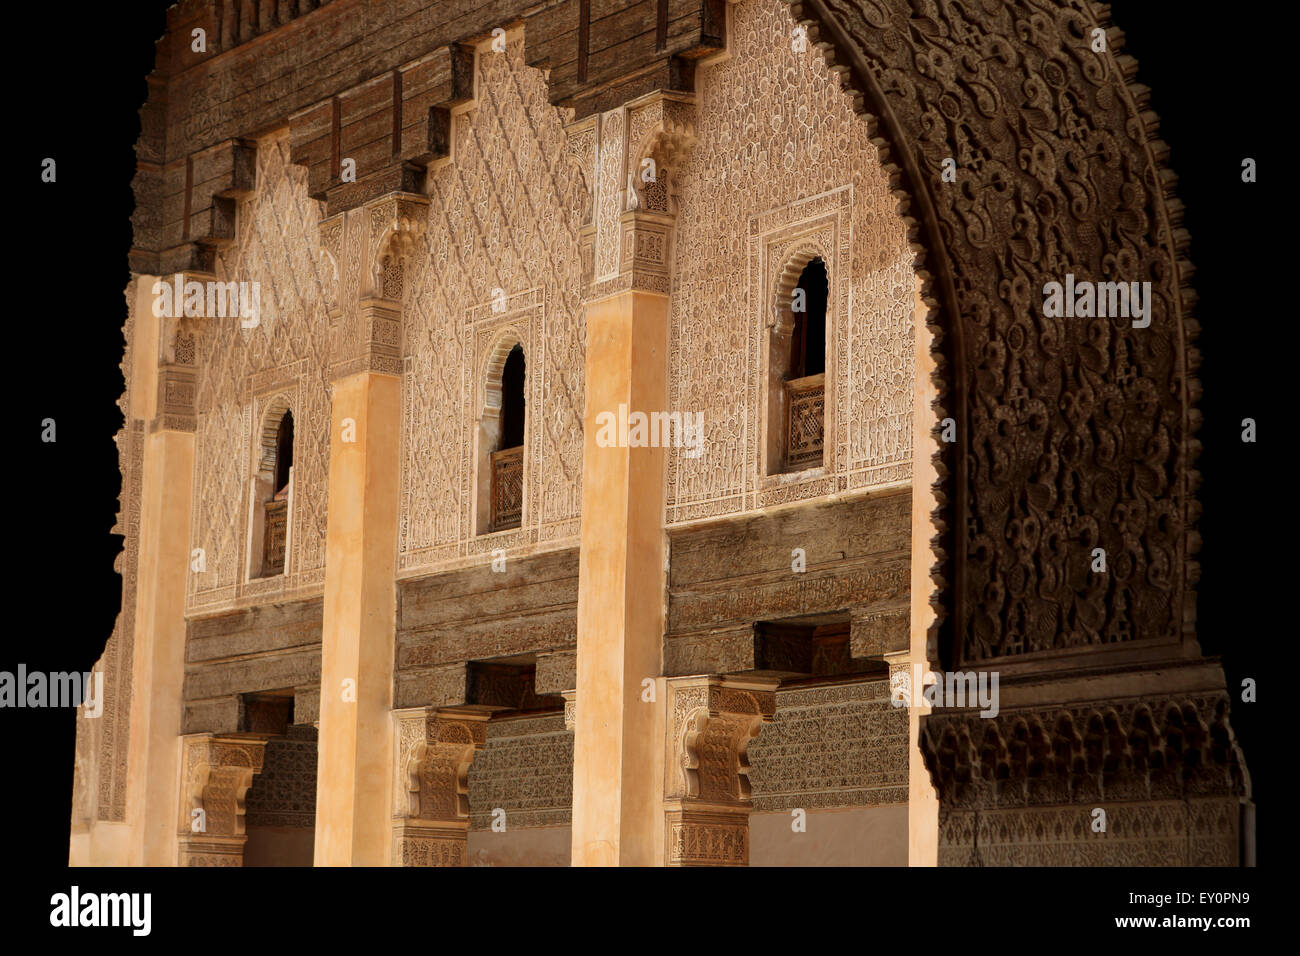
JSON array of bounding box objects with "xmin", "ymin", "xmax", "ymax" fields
[
  {"xmin": 571, "ymin": 287, "xmax": 670, "ymax": 866},
  {"xmin": 314, "ymin": 365, "xmax": 401, "ymax": 866}
]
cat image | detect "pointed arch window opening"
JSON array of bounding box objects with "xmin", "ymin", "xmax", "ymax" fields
[
  {"xmin": 258, "ymin": 408, "xmax": 294, "ymax": 578},
  {"xmin": 489, "ymin": 344, "xmax": 526, "ymax": 533},
  {"xmin": 783, "ymin": 258, "xmax": 827, "ymax": 470}
]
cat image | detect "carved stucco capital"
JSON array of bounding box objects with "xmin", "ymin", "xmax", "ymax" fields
[
  {"xmin": 393, "ymin": 707, "xmax": 489, "ymax": 822},
  {"xmin": 176, "ymin": 733, "xmax": 269, "ymax": 866},
  {"xmin": 663, "ymin": 675, "xmax": 778, "ymax": 867},
  {"xmin": 391, "ymin": 707, "xmax": 489, "ymax": 867},
  {"xmin": 324, "ymin": 191, "xmax": 426, "ymax": 380},
  {"xmin": 566, "ymin": 93, "xmax": 696, "ymax": 298},
  {"xmin": 665, "ymin": 675, "xmax": 778, "ymax": 805}
]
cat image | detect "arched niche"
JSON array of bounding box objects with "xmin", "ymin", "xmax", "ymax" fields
[{"xmin": 764, "ymin": 243, "xmax": 831, "ymax": 476}]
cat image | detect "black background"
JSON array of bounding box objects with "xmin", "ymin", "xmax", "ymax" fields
[{"xmin": 2, "ymin": 0, "xmax": 1276, "ymax": 930}]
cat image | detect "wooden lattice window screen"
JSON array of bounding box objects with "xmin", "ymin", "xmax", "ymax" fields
[
  {"xmin": 490, "ymin": 446, "xmax": 524, "ymax": 531},
  {"xmin": 261, "ymin": 499, "xmax": 288, "ymax": 576},
  {"xmin": 785, "ymin": 373, "xmax": 825, "ymax": 468}
]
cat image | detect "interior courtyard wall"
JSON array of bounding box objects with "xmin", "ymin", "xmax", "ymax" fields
[
  {"xmin": 398, "ymin": 37, "xmax": 588, "ymax": 576},
  {"xmin": 187, "ymin": 132, "xmax": 333, "ymax": 616},
  {"xmin": 667, "ymin": 0, "xmax": 916, "ymax": 523}
]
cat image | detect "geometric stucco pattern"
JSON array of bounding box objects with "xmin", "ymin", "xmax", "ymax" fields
[
  {"xmin": 787, "ymin": 0, "xmax": 1199, "ymax": 664},
  {"xmin": 668, "ymin": 0, "xmax": 915, "ymax": 523},
  {"xmin": 468, "ymin": 713, "xmax": 574, "ymax": 830},
  {"xmin": 244, "ymin": 725, "xmax": 318, "ymax": 831},
  {"xmin": 187, "ymin": 133, "xmax": 333, "ymax": 614},
  {"xmin": 398, "ymin": 38, "xmax": 587, "ymax": 574},
  {"xmin": 748, "ymin": 679, "xmax": 908, "ymax": 812}
]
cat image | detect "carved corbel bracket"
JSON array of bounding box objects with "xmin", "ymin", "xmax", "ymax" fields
[
  {"xmin": 561, "ymin": 689, "xmax": 577, "ymax": 732},
  {"xmin": 365, "ymin": 192, "xmax": 429, "ymax": 301},
  {"xmin": 663, "ymin": 675, "xmax": 778, "ymax": 867},
  {"xmin": 625, "ymin": 91, "xmax": 697, "ymax": 216},
  {"xmin": 391, "ymin": 707, "xmax": 489, "ymax": 866},
  {"xmin": 666, "ymin": 675, "xmax": 777, "ymax": 804},
  {"xmin": 885, "ymin": 651, "xmax": 912, "ymax": 709},
  {"xmin": 176, "ymin": 733, "xmax": 269, "ymax": 866}
]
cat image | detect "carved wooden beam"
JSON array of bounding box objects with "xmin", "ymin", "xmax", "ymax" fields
[{"xmin": 289, "ymin": 45, "xmax": 474, "ymax": 216}]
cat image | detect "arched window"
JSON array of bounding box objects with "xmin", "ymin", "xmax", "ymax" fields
[
  {"xmin": 766, "ymin": 256, "xmax": 828, "ymax": 474},
  {"xmin": 790, "ymin": 259, "xmax": 827, "ymax": 380},
  {"xmin": 499, "ymin": 345, "xmax": 526, "ymax": 452},
  {"xmin": 273, "ymin": 410, "xmax": 294, "ymax": 500},
  {"xmin": 251, "ymin": 403, "xmax": 294, "ymax": 578},
  {"xmin": 477, "ymin": 341, "xmax": 526, "ymax": 534}
]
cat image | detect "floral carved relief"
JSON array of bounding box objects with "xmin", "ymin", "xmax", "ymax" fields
[
  {"xmin": 668, "ymin": 0, "xmax": 915, "ymax": 524},
  {"xmin": 399, "ymin": 38, "xmax": 587, "ymax": 574},
  {"xmin": 787, "ymin": 0, "xmax": 1199, "ymax": 664}
]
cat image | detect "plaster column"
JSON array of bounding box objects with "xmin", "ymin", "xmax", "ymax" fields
[
  {"xmin": 572, "ymin": 282, "xmax": 670, "ymax": 866},
  {"xmin": 314, "ymin": 194, "xmax": 425, "ymax": 865},
  {"xmin": 121, "ymin": 274, "xmax": 200, "ymax": 866},
  {"xmin": 568, "ymin": 94, "xmax": 695, "ymax": 865}
]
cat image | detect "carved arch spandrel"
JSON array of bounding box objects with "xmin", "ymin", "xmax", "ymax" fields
[{"xmin": 783, "ymin": 0, "xmax": 1199, "ymax": 670}]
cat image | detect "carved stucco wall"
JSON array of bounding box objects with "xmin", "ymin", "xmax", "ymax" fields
[
  {"xmin": 73, "ymin": 285, "xmax": 143, "ymax": 830},
  {"xmin": 468, "ymin": 713, "xmax": 573, "ymax": 830},
  {"xmin": 667, "ymin": 0, "xmax": 915, "ymax": 522},
  {"xmin": 749, "ymin": 679, "xmax": 908, "ymax": 811},
  {"xmin": 188, "ymin": 132, "xmax": 333, "ymax": 614},
  {"xmin": 398, "ymin": 38, "xmax": 587, "ymax": 573}
]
